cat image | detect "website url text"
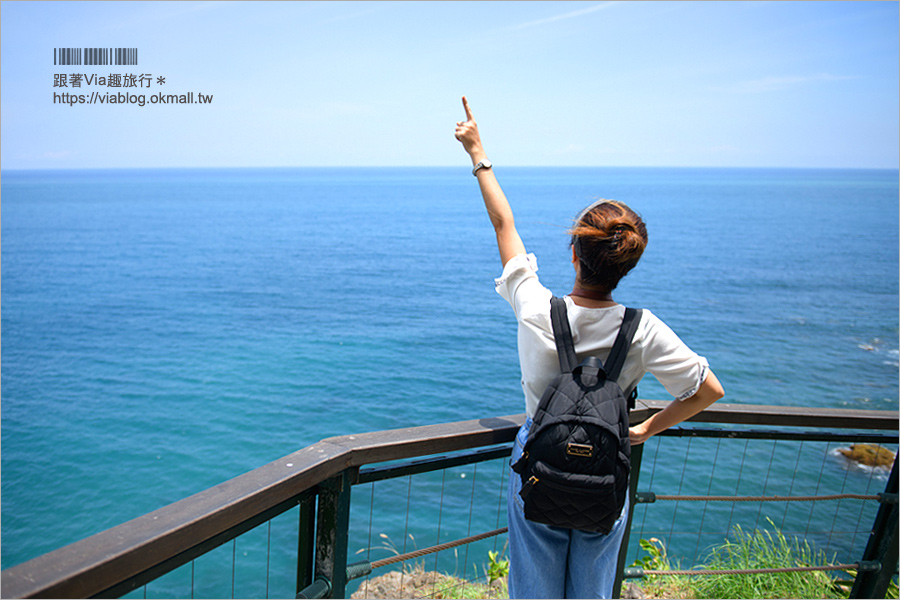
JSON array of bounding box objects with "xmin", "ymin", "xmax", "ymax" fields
[{"xmin": 53, "ymin": 91, "xmax": 212, "ymax": 107}]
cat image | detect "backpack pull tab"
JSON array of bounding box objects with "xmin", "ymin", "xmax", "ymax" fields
[{"xmin": 520, "ymin": 475, "xmax": 539, "ymax": 498}]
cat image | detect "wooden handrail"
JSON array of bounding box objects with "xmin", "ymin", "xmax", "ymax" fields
[
  {"xmin": 1, "ymin": 404, "xmax": 896, "ymax": 599},
  {"xmin": 0, "ymin": 415, "xmax": 526, "ymax": 599},
  {"xmin": 633, "ymin": 400, "xmax": 897, "ymax": 431}
]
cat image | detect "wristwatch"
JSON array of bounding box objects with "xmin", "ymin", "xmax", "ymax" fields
[{"xmin": 472, "ymin": 159, "xmax": 492, "ymax": 176}]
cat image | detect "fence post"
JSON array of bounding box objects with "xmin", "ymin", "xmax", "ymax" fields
[
  {"xmin": 297, "ymin": 490, "xmax": 317, "ymax": 597},
  {"xmin": 850, "ymin": 455, "xmax": 898, "ymax": 599},
  {"xmin": 314, "ymin": 468, "xmax": 358, "ymax": 599},
  {"xmin": 613, "ymin": 442, "xmax": 644, "ymax": 599}
]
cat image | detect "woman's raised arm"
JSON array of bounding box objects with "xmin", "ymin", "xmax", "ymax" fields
[{"xmin": 455, "ymin": 96, "xmax": 526, "ymax": 266}]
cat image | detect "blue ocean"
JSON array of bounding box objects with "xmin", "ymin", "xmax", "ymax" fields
[{"xmin": 2, "ymin": 167, "xmax": 898, "ymax": 596}]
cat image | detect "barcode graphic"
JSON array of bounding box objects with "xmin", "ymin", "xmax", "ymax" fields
[{"xmin": 54, "ymin": 48, "xmax": 138, "ymax": 66}]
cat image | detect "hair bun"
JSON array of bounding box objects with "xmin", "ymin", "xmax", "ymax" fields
[{"xmin": 568, "ymin": 200, "xmax": 648, "ymax": 292}]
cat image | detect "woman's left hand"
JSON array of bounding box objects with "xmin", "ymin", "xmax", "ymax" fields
[
  {"xmin": 628, "ymin": 372, "xmax": 725, "ymax": 446},
  {"xmin": 629, "ymin": 423, "xmax": 651, "ymax": 446}
]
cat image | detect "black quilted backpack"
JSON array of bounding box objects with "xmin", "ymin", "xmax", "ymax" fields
[{"xmin": 512, "ymin": 296, "xmax": 642, "ymax": 533}]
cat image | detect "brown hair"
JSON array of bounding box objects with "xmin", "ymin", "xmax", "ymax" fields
[{"xmin": 568, "ymin": 200, "xmax": 648, "ymax": 293}]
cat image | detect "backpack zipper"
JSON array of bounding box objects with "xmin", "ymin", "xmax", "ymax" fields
[{"xmin": 521, "ymin": 475, "xmax": 539, "ymax": 497}]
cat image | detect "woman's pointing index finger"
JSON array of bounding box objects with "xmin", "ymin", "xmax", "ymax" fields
[{"xmin": 462, "ymin": 96, "xmax": 474, "ymax": 122}]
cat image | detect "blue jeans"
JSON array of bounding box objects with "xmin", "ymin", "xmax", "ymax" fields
[{"xmin": 507, "ymin": 417, "xmax": 630, "ymax": 599}]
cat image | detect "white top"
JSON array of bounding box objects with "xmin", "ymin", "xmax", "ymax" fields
[{"xmin": 495, "ymin": 253, "xmax": 709, "ymax": 418}]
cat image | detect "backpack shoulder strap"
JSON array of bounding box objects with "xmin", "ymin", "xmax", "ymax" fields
[
  {"xmin": 604, "ymin": 308, "xmax": 643, "ymax": 383},
  {"xmin": 550, "ymin": 296, "xmax": 578, "ymax": 373}
]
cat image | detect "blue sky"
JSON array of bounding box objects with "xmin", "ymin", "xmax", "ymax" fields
[{"xmin": 1, "ymin": 1, "xmax": 898, "ymax": 169}]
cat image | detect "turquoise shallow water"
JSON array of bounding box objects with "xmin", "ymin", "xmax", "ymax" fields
[{"xmin": 2, "ymin": 167, "xmax": 898, "ymax": 590}]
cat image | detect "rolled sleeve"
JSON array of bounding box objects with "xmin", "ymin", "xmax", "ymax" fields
[
  {"xmin": 494, "ymin": 253, "xmax": 545, "ymax": 318},
  {"xmin": 640, "ymin": 312, "xmax": 711, "ymax": 401}
]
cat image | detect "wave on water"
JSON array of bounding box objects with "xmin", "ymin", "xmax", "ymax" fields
[
  {"xmin": 885, "ymin": 348, "xmax": 900, "ymax": 368},
  {"xmin": 854, "ymin": 337, "xmax": 899, "ymax": 368}
]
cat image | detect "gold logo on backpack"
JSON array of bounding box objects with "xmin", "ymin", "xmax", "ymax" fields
[{"xmin": 566, "ymin": 443, "xmax": 593, "ymax": 457}]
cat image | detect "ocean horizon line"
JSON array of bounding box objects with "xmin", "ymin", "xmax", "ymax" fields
[{"xmin": 3, "ymin": 164, "xmax": 898, "ymax": 174}]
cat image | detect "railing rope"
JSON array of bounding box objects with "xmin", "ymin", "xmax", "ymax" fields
[
  {"xmin": 298, "ymin": 527, "xmax": 512, "ymax": 597},
  {"xmin": 635, "ymin": 492, "xmax": 885, "ymax": 503},
  {"xmin": 624, "ymin": 560, "xmax": 880, "ymax": 578},
  {"xmin": 362, "ymin": 527, "xmax": 508, "ymax": 572}
]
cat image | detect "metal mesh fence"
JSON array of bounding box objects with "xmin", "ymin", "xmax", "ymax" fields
[{"xmin": 120, "ymin": 428, "xmax": 895, "ymax": 599}]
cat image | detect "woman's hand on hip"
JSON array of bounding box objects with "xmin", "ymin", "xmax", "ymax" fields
[{"xmin": 629, "ymin": 422, "xmax": 651, "ymax": 446}]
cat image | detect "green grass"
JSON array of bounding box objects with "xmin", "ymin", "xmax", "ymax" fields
[
  {"xmin": 353, "ymin": 536, "xmax": 509, "ymax": 599},
  {"xmin": 689, "ymin": 520, "xmax": 845, "ymax": 599},
  {"xmin": 435, "ymin": 549, "xmax": 509, "ymax": 599},
  {"xmin": 361, "ymin": 524, "xmax": 897, "ymax": 599},
  {"xmin": 630, "ymin": 519, "xmax": 894, "ymax": 599},
  {"xmin": 429, "ymin": 573, "xmax": 508, "ymax": 599},
  {"xmin": 629, "ymin": 537, "xmax": 694, "ymax": 599}
]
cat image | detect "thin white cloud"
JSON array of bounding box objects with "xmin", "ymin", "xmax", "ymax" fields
[
  {"xmin": 712, "ymin": 73, "xmax": 858, "ymax": 94},
  {"xmin": 502, "ymin": 2, "xmax": 620, "ymax": 32}
]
